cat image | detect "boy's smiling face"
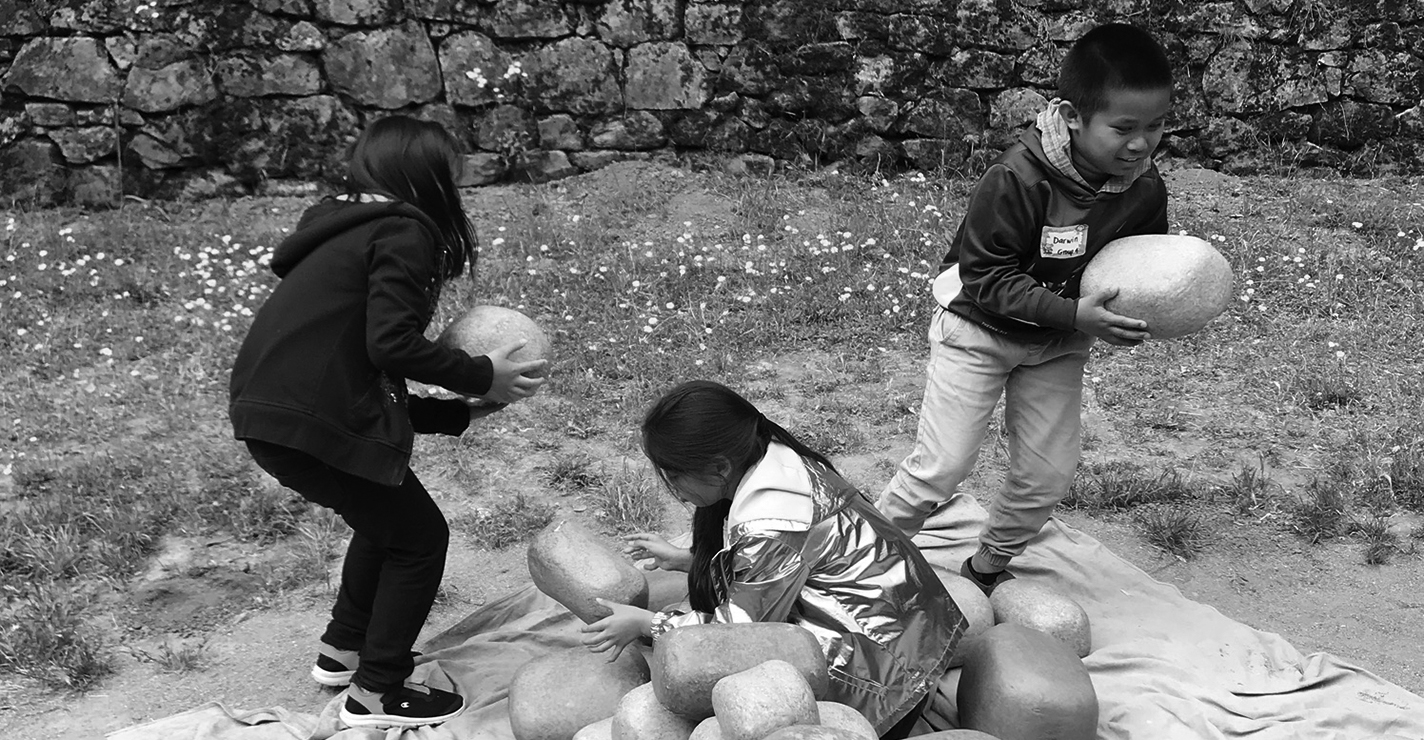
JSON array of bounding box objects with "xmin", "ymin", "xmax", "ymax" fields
[{"xmin": 1064, "ymin": 85, "xmax": 1172, "ymax": 184}]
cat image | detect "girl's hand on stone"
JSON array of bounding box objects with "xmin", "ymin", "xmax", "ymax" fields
[
  {"xmin": 624, "ymin": 533, "xmax": 693, "ymax": 572},
  {"xmin": 580, "ymin": 600, "xmax": 654, "ymax": 662},
  {"xmin": 482, "ymin": 340, "xmax": 547, "ymax": 404}
]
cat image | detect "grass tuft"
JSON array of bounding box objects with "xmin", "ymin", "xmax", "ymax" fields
[
  {"xmin": 454, "ymin": 492, "xmax": 558, "ymax": 550},
  {"xmin": 0, "ymin": 584, "xmax": 113, "ymax": 690},
  {"xmin": 127, "ymin": 636, "xmax": 210, "ymax": 673},
  {"xmin": 1390, "ymin": 431, "xmax": 1424, "ymax": 512},
  {"xmin": 1216, "ymin": 457, "xmax": 1273, "ymax": 515},
  {"xmin": 1292, "ymin": 477, "xmax": 1349, "ymax": 543},
  {"xmin": 542, "ymin": 455, "xmax": 603, "ymax": 491},
  {"xmin": 1065, "ymin": 461, "xmax": 1193, "ymax": 512},
  {"xmin": 1136, "ymin": 505, "xmax": 1211, "ymax": 561},
  {"xmin": 1353, "ymin": 516, "xmax": 1400, "ymax": 565},
  {"xmin": 589, "ymin": 464, "xmax": 665, "ymax": 534}
]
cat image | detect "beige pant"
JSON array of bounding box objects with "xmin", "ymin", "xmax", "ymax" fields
[{"xmin": 877, "ymin": 307, "xmax": 1093, "ymax": 569}]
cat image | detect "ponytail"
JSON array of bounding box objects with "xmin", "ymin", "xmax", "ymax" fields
[{"xmin": 687, "ymin": 499, "xmax": 732, "ymax": 612}]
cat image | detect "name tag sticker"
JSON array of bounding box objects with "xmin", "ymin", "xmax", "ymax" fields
[{"xmin": 1039, "ymin": 224, "xmax": 1088, "ymax": 259}]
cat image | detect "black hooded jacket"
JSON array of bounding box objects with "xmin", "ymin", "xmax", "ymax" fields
[
  {"xmin": 942, "ymin": 126, "xmax": 1169, "ymax": 340},
  {"xmin": 229, "ymin": 198, "xmax": 492, "ymax": 486}
]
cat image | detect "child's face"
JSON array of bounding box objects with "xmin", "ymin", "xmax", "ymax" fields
[
  {"xmin": 666, "ymin": 469, "xmax": 727, "ymax": 509},
  {"xmin": 1065, "ymin": 85, "xmax": 1172, "ymax": 183}
]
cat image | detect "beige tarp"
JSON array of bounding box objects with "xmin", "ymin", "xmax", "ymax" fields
[{"xmin": 110, "ymin": 491, "xmax": 1424, "ymax": 740}]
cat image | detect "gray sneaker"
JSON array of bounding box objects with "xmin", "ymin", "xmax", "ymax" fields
[{"xmin": 340, "ymin": 681, "xmax": 465, "ymax": 728}]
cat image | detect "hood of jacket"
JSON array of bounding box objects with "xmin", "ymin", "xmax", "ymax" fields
[
  {"xmin": 270, "ymin": 198, "xmax": 442, "ymax": 278},
  {"xmin": 1020, "ymin": 124, "xmax": 1095, "ymax": 203}
]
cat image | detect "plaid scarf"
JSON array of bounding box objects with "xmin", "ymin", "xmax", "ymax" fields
[{"xmin": 1036, "ymin": 99, "xmax": 1152, "ymax": 194}]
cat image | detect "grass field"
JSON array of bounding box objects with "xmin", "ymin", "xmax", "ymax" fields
[{"xmin": 1, "ymin": 159, "xmax": 1421, "ymax": 696}]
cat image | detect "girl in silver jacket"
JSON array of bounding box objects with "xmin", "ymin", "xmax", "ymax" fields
[{"xmin": 580, "ymin": 380, "xmax": 967, "ymax": 738}]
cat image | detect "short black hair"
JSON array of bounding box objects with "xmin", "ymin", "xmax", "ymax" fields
[{"xmin": 1058, "ymin": 23, "xmax": 1173, "ymax": 121}]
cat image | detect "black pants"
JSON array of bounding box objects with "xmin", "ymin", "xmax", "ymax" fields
[{"xmin": 245, "ymin": 440, "xmax": 448, "ymax": 692}]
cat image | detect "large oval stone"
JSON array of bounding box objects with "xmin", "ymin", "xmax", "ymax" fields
[
  {"xmin": 611, "ymin": 683, "xmax": 698, "ymax": 740},
  {"xmin": 956, "ymin": 624, "xmax": 1097, "ymax": 740},
  {"xmin": 527, "ymin": 520, "xmax": 649, "ymax": 623},
  {"xmin": 1079, "ymin": 234, "xmax": 1233, "ymax": 339},
  {"xmin": 650, "ymin": 622, "xmax": 828, "ymax": 720},
  {"xmin": 510, "ymin": 647, "xmax": 650, "ymax": 740},
  {"xmin": 989, "ymin": 580, "xmax": 1092, "ymax": 658},
  {"xmin": 712, "ymin": 660, "xmax": 819, "ymax": 740}
]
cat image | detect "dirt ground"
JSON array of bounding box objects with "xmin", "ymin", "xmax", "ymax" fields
[
  {"xmin": 3, "ymin": 347, "xmax": 1420, "ymax": 740},
  {"xmin": 2, "ymin": 164, "xmax": 1420, "ymax": 740}
]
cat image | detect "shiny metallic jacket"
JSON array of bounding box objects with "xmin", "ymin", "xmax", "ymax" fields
[{"xmin": 660, "ymin": 443, "xmax": 967, "ymax": 733}]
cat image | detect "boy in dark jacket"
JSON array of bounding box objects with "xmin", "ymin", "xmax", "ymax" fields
[{"xmin": 877, "ymin": 24, "xmax": 1173, "ymax": 594}]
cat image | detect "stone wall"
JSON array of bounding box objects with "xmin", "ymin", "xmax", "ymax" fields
[{"xmin": 1, "ymin": 0, "xmax": 1421, "ymax": 206}]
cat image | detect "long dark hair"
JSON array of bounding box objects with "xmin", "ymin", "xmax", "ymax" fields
[
  {"xmin": 345, "ymin": 115, "xmax": 478, "ymax": 283},
  {"xmin": 641, "ymin": 380, "xmax": 835, "ymax": 612}
]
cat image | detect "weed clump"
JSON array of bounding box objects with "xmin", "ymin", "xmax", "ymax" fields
[
  {"xmin": 589, "ymin": 465, "xmax": 665, "ymax": 535},
  {"xmin": 1136, "ymin": 505, "xmax": 1211, "ymax": 561},
  {"xmin": 0, "ymin": 585, "xmax": 113, "ymax": 690},
  {"xmin": 1389, "ymin": 433, "xmax": 1424, "ymax": 512},
  {"xmin": 455, "ymin": 492, "xmax": 558, "ymax": 550},
  {"xmin": 1353, "ymin": 516, "xmax": 1400, "ymax": 566},
  {"xmin": 1217, "ymin": 458, "xmax": 1274, "ymax": 514},
  {"xmin": 542, "ymin": 455, "xmax": 603, "ymax": 491},
  {"xmin": 1292, "ymin": 477, "xmax": 1349, "ymax": 543},
  {"xmin": 1064, "ymin": 461, "xmax": 1192, "ymax": 512},
  {"xmin": 126, "ymin": 636, "xmax": 210, "ymax": 673}
]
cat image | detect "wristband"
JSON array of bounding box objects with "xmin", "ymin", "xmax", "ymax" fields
[{"xmin": 649, "ymin": 610, "xmax": 676, "ymax": 639}]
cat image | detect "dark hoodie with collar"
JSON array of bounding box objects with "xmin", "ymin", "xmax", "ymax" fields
[
  {"xmin": 941, "ymin": 125, "xmax": 1169, "ymax": 341},
  {"xmin": 230, "ymin": 198, "xmax": 492, "ymax": 487}
]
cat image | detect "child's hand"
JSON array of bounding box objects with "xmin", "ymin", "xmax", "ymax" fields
[
  {"xmin": 1075, "ymin": 289, "xmax": 1151, "ymax": 346},
  {"xmin": 579, "ymin": 599, "xmax": 654, "ymax": 661},
  {"xmin": 624, "ymin": 533, "xmax": 693, "ymax": 572},
  {"xmin": 481, "ymin": 340, "xmax": 548, "ymax": 404}
]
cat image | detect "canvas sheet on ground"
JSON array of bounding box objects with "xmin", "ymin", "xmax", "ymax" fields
[{"xmin": 111, "ymin": 491, "xmax": 1424, "ymax": 740}]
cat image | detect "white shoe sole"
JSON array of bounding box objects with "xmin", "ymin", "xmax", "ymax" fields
[
  {"xmin": 311, "ymin": 665, "xmax": 355, "ymax": 687},
  {"xmin": 339, "ymin": 704, "xmax": 464, "ymax": 728}
]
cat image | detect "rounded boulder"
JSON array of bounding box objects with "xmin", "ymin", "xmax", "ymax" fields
[
  {"xmin": 1078, "ymin": 234, "xmax": 1233, "ymax": 339},
  {"xmin": 437, "ymin": 304, "xmax": 552, "ymax": 377},
  {"xmin": 956, "ymin": 623, "xmax": 1097, "ymax": 740},
  {"xmin": 989, "ymin": 580, "xmax": 1092, "ymax": 658},
  {"xmin": 611, "ymin": 683, "xmax": 699, "ymax": 740},
  {"xmin": 712, "ymin": 660, "xmax": 819, "ymax": 740},
  {"xmin": 509, "ymin": 647, "xmax": 650, "ymax": 740},
  {"xmin": 761, "ymin": 726, "xmax": 863, "ymax": 740},
  {"xmin": 650, "ymin": 622, "xmax": 829, "ymax": 720},
  {"xmin": 528, "ymin": 519, "xmax": 650, "ymax": 624},
  {"xmin": 942, "ymin": 573, "xmax": 995, "ymax": 668},
  {"xmin": 815, "ymin": 702, "xmax": 876, "ymax": 740}
]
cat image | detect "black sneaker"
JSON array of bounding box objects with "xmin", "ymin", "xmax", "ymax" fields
[
  {"xmin": 311, "ymin": 644, "xmax": 358, "ymax": 687},
  {"xmin": 340, "ymin": 682, "xmax": 465, "ymax": 728},
  {"xmin": 311, "ymin": 646, "xmax": 424, "ymax": 688},
  {"xmin": 961, "ymin": 557, "xmax": 1016, "ymax": 596}
]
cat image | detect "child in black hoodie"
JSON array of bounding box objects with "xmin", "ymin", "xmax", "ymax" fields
[{"xmin": 230, "ymin": 116, "xmax": 546, "ymax": 729}]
